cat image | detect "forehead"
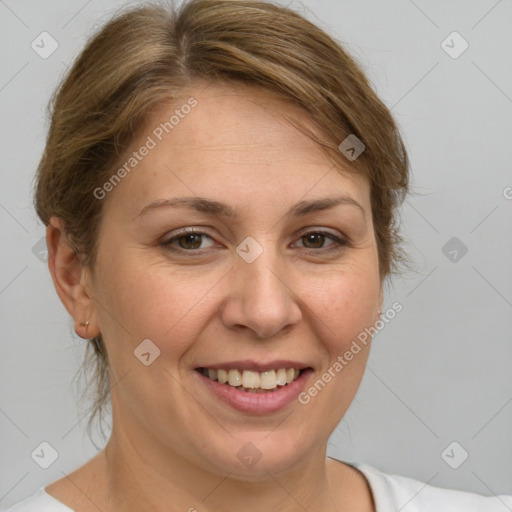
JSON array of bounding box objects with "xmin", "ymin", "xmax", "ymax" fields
[{"xmin": 104, "ymin": 82, "xmax": 370, "ymax": 216}]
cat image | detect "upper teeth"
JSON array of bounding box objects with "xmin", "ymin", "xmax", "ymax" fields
[{"xmin": 201, "ymin": 368, "xmax": 301, "ymax": 390}]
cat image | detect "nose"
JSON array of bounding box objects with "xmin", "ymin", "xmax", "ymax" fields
[{"xmin": 220, "ymin": 247, "xmax": 303, "ymax": 339}]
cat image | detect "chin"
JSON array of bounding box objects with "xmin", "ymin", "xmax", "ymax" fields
[{"xmin": 196, "ymin": 429, "xmax": 318, "ymax": 479}]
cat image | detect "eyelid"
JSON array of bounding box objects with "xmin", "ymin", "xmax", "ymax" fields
[
  {"xmin": 161, "ymin": 227, "xmax": 217, "ymax": 247},
  {"xmin": 293, "ymin": 227, "xmax": 347, "ymax": 249},
  {"xmin": 296, "ymin": 226, "xmax": 343, "ymax": 238}
]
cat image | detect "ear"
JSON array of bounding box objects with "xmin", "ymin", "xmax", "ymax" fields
[{"xmin": 46, "ymin": 217, "xmax": 100, "ymax": 339}]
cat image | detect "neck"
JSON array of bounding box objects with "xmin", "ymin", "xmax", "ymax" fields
[{"xmin": 103, "ymin": 423, "xmax": 345, "ymax": 512}]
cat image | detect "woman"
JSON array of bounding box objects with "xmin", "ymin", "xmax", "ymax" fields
[{"xmin": 5, "ymin": 1, "xmax": 511, "ymax": 511}]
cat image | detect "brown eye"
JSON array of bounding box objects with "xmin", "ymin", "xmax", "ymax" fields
[
  {"xmin": 176, "ymin": 233, "xmax": 203, "ymax": 250},
  {"xmin": 295, "ymin": 230, "xmax": 346, "ymax": 251},
  {"xmin": 162, "ymin": 230, "xmax": 216, "ymax": 253},
  {"xmin": 301, "ymin": 232, "xmax": 327, "ymax": 249}
]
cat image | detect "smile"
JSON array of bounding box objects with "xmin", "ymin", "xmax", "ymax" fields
[
  {"xmin": 195, "ymin": 365, "xmax": 313, "ymax": 414},
  {"xmin": 197, "ymin": 367, "xmax": 303, "ymax": 393}
]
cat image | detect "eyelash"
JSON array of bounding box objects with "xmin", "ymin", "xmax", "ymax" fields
[{"xmin": 161, "ymin": 227, "xmax": 348, "ymax": 255}]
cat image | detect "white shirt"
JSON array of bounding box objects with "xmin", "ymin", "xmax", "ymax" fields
[{"xmin": 2, "ymin": 462, "xmax": 511, "ymax": 511}]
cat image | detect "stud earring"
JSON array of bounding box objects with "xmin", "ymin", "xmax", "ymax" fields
[{"xmin": 79, "ymin": 321, "xmax": 89, "ymax": 328}]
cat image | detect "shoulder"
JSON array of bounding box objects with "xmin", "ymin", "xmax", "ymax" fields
[
  {"xmin": 1, "ymin": 452, "xmax": 107, "ymax": 512},
  {"xmin": 1, "ymin": 487, "xmax": 74, "ymax": 512},
  {"xmin": 355, "ymin": 463, "xmax": 512, "ymax": 512}
]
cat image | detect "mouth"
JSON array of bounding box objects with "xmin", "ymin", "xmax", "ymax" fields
[
  {"xmin": 194, "ymin": 363, "xmax": 313, "ymax": 414},
  {"xmin": 196, "ymin": 367, "xmax": 306, "ymax": 393}
]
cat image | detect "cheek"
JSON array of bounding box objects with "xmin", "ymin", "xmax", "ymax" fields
[
  {"xmin": 91, "ymin": 258, "xmax": 216, "ymax": 420},
  {"xmin": 295, "ymin": 268, "xmax": 378, "ymax": 431},
  {"xmin": 306, "ymin": 262, "xmax": 380, "ymax": 351},
  {"xmin": 92, "ymin": 250, "xmax": 224, "ymax": 365}
]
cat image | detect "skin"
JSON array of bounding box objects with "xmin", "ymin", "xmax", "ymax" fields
[{"xmin": 46, "ymin": 82, "xmax": 382, "ymax": 512}]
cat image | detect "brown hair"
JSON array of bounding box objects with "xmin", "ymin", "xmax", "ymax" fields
[{"xmin": 34, "ymin": 0, "xmax": 409, "ymax": 433}]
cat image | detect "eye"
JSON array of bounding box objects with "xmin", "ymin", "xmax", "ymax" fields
[
  {"xmin": 161, "ymin": 227, "xmax": 347, "ymax": 255},
  {"xmin": 162, "ymin": 228, "xmax": 216, "ymax": 252},
  {"xmin": 294, "ymin": 230, "xmax": 347, "ymax": 251}
]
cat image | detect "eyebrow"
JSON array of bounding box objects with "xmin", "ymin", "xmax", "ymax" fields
[{"xmin": 135, "ymin": 195, "xmax": 365, "ymax": 220}]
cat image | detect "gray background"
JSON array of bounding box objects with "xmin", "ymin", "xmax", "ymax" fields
[{"xmin": 1, "ymin": 0, "xmax": 511, "ymax": 508}]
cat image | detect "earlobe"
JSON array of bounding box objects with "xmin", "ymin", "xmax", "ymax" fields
[{"xmin": 46, "ymin": 217, "xmax": 100, "ymax": 338}]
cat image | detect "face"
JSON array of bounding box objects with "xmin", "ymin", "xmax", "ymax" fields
[{"xmin": 84, "ymin": 83, "xmax": 382, "ymax": 477}]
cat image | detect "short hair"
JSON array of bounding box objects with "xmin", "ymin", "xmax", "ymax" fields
[{"xmin": 34, "ymin": 0, "xmax": 409, "ymax": 432}]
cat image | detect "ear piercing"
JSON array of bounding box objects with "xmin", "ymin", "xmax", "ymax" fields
[{"xmin": 79, "ymin": 321, "xmax": 89, "ymax": 328}]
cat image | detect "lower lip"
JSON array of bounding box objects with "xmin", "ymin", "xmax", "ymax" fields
[{"xmin": 196, "ymin": 369, "xmax": 313, "ymax": 414}]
